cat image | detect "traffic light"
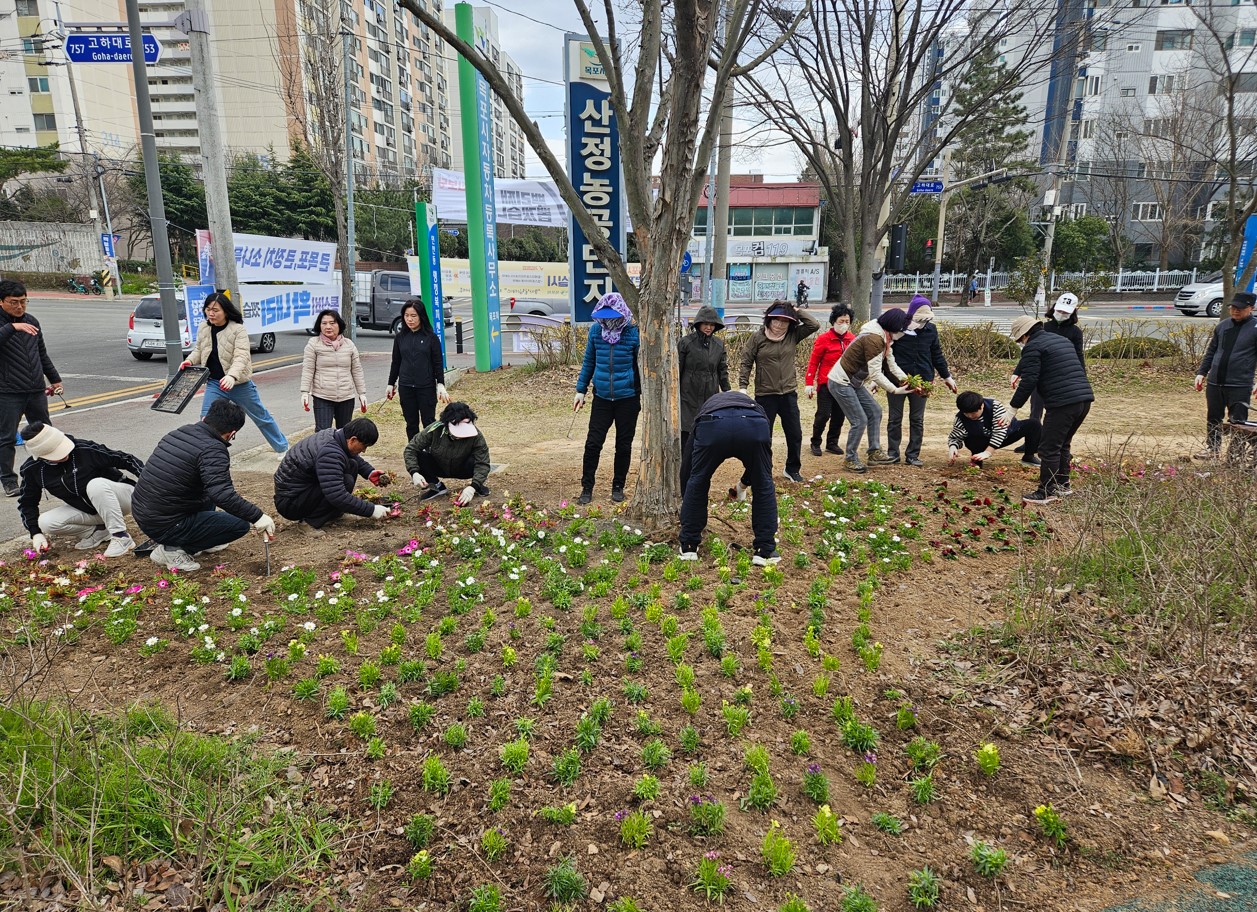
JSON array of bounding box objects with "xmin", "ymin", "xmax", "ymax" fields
[
  {"xmin": 887, "ymin": 223, "xmax": 907, "ymax": 272},
  {"xmin": 925, "ymin": 238, "xmax": 935, "ymax": 253}
]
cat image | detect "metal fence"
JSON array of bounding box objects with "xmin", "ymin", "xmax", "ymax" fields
[{"xmin": 885, "ymin": 268, "xmax": 1205, "ymax": 296}]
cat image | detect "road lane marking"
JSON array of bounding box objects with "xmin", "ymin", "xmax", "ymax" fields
[{"xmin": 53, "ymin": 354, "xmax": 304, "ymax": 410}]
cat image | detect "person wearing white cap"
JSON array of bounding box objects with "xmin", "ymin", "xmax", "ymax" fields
[
  {"xmin": 16, "ymin": 422, "xmax": 143, "ymax": 558},
  {"xmin": 1016, "ymin": 292, "xmax": 1086, "ymax": 438},
  {"xmin": 403, "ymin": 402, "xmax": 492, "ymax": 507}
]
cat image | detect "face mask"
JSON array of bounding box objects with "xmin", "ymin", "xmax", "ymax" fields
[
  {"xmin": 891, "ymin": 331, "xmax": 905, "ymax": 341},
  {"xmin": 1016, "ymin": 341, "xmax": 1026, "ymax": 350},
  {"xmin": 833, "ymin": 322, "xmax": 851, "ymax": 333},
  {"xmin": 1053, "ymin": 310, "xmax": 1070, "ymax": 322}
]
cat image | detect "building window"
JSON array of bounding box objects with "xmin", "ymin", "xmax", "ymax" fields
[
  {"xmin": 1154, "ymin": 30, "xmax": 1193, "ymax": 51},
  {"xmin": 1133, "ymin": 202, "xmax": 1163, "ymax": 221},
  {"xmin": 696, "ymin": 205, "xmax": 816, "ymax": 238},
  {"xmin": 33, "ymin": 113, "xmax": 57, "ymax": 130},
  {"xmin": 1126, "ymin": 42, "xmax": 1141, "ymax": 52},
  {"xmin": 16, "ymin": 0, "xmax": 39, "ymax": 14},
  {"xmin": 1234, "ymin": 73, "xmax": 1257, "ymax": 93},
  {"xmin": 1068, "ymin": 203, "xmax": 1088, "ymax": 218},
  {"xmin": 1074, "ymin": 161, "xmax": 1092, "ymax": 181},
  {"xmin": 1120, "ymin": 87, "xmax": 1136, "ymax": 97},
  {"xmin": 1092, "ymin": 35, "xmax": 1107, "ymax": 52},
  {"xmin": 26, "ymin": 76, "xmax": 49, "ymax": 93},
  {"xmin": 1148, "ymin": 74, "xmax": 1176, "ymax": 95}
]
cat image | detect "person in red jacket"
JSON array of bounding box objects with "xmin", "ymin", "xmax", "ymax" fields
[{"xmin": 804, "ymin": 304, "xmax": 855, "ymax": 456}]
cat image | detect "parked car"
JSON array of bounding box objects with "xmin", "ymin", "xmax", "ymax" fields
[
  {"xmin": 1174, "ymin": 272, "xmax": 1225, "ymax": 318},
  {"xmin": 126, "ymin": 294, "xmax": 277, "ymax": 360}
]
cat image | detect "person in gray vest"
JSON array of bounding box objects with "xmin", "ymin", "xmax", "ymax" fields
[{"xmin": 1194, "ymin": 291, "xmax": 1257, "ymax": 459}]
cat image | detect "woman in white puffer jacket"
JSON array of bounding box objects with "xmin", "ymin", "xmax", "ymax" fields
[{"xmin": 300, "ymin": 309, "xmax": 367, "ymax": 430}]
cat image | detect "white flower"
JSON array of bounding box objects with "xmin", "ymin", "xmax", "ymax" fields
[
  {"xmin": 173, "ymin": 598, "xmax": 184, "ymax": 606},
  {"xmin": 538, "ymin": 531, "xmax": 546, "ymax": 539},
  {"xmin": 231, "ymin": 607, "xmax": 243, "ymax": 616},
  {"xmin": 892, "ymin": 535, "xmax": 901, "ymax": 542},
  {"xmin": 197, "ymin": 623, "xmax": 209, "ymax": 632},
  {"xmin": 328, "ymin": 597, "xmax": 338, "ymax": 605},
  {"xmin": 202, "ymin": 595, "xmax": 210, "ymax": 604},
  {"xmin": 145, "ymin": 636, "xmax": 159, "ymax": 647},
  {"xmin": 303, "ymin": 621, "xmax": 316, "ymax": 632},
  {"xmin": 238, "ymin": 593, "xmax": 248, "ymax": 602},
  {"xmin": 288, "ymin": 593, "xmax": 298, "ymax": 601},
  {"xmin": 315, "ymin": 590, "xmax": 325, "ymax": 599}
]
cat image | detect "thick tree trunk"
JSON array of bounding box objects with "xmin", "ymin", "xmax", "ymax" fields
[
  {"xmin": 631, "ymin": 265, "xmax": 682, "ymax": 519},
  {"xmin": 332, "ymin": 192, "xmax": 353, "ymax": 329}
]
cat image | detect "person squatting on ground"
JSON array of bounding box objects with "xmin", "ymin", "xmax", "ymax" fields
[
  {"xmin": 804, "ymin": 304, "xmax": 855, "ymax": 457},
  {"xmin": 574, "ymin": 293, "xmax": 640, "ymax": 505},
  {"xmin": 387, "ymin": 299, "xmax": 449, "ymax": 440},
  {"xmin": 887, "ymin": 297, "xmax": 957, "ymax": 466},
  {"xmin": 678, "ymin": 304, "xmax": 730, "ymax": 491},
  {"xmin": 182, "ymin": 291, "xmax": 289, "ymax": 456},
  {"xmin": 132, "ymin": 399, "xmax": 276, "ymax": 573},
  {"xmin": 1022, "ymin": 292, "xmax": 1084, "ymax": 432},
  {"xmin": 1193, "ymin": 291, "xmax": 1257, "ymax": 459},
  {"xmin": 403, "ymin": 402, "xmax": 492, "ymax": 507},
  {"xmin": 0, "ymin": 279, "xmax": 62, "ymax": 497},
  {"xmin": 301, "ymin": 309, "xmax": 368, "ymax": 431},
  {"xmin": 679, "ymin": 391, "xmax": 780, "ymax": 566},
  {"xmin": 1008, "ymin": 316, "xmax": 1095, "ymax": 505},
  {"xmin": 736, "ymin": 300, "xmax": 819, "ymax": 491},
  {"xmin": 18, "ymin": 422, "xmax": 144, "ymax": 558},
  {"xmin": 946, "ymin": 391, "xmax": 1041, "ymax": 468},
  {"xmin": 274, "ymin": 418, "xmax": 392, "ymax": 531},
  {"xmin": 825, "ymin": 309, "xmax": 913, "ymax": 474}
]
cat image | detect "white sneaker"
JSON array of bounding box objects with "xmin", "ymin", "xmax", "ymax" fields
[
  {"xmin": 75, "ymin": 527, "xmax": 110, "ymax": 550},
  {"xmin": 732, "ymin": 482, "xmax": 748, "ymax": 502},
  {"xmin": 103, "ymin": 534, "xmax": 136, "ymax": 558},
  {"xmin": 163, "ymin": 548, "xmax": 201, "ymax": 572},
  {"xmin": 197, "ymin": 543, "xmax": 231, "ymax": 554},
  {"xmin": 276, "ymin": 449, "xmax": 289, "ymax": 462},
  {"xmin": 679, "ymin": 548, "xmax": 699, "ymax": 561}
]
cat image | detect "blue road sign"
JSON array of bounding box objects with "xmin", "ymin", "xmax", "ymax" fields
[
  {"xmin": 100, "ymin": 233, "xmax": 114, "ymax": 257},
  {"xmin": 681, "ymin": 251, "xmax": 693, "ymax": 273},
  {"xmin": 64, "ymin": 33, "xmax": 162, "ymax": 65},
  {"xmin": 443, "ymin": 228, "xmax": 460, "ymax": 236},
  {"xmin": 910, "ymin": 180, "xmax": 945, "ymax": 194}
]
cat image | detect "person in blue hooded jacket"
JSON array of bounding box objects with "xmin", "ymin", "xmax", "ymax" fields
[{"xmin": 573, "ymin": 292, "xmax": 641, "ymax": 504}]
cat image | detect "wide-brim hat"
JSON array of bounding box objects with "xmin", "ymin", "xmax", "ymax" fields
[
  {"xmin": 447, "ymin": 419, "xmax": 479, "ymax": 439},
  {"xmin": 24, "ymin": 424, "xmax": 74, "ymax": 461},
  {"xmin": 591, "ymin": 305, "xmax": 623, "ymax": 320},
  {"xmin": 1009, "ymin": 315, "xmax": 1040, "ymax": 341},
  {"xmin": 763, "ymin": 302, "xmax": 800, "ymax": 323}
]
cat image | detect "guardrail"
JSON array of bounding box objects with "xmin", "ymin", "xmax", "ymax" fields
[{"xmin": 886, "ymin": 268, "xmax": 1204, "ymax": 295}]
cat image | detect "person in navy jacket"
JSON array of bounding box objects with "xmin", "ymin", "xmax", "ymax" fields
[{"xmin": 573, "ymin": 292, "xmax": 640, "ymax": 505}]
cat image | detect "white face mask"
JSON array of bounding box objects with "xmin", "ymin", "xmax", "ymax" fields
[
  {"xmin": 891, "ymin": 331, "xmax": 906, "ymax": 341},
  {"xmin": 1053, "ymin": 310, "xmax": 1071, "ymax": 322}
]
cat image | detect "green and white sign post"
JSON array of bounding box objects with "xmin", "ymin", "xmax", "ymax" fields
[
  {"xmin": 454, "ymin": 2, "xmax": 502, "ymax": 370},
  {"xmin": 415, "ymin": 200, "xmax": 446, "ymax": 368}
]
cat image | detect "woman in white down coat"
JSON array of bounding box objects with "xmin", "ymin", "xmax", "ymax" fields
[{"xmin": 300, "ymin": 309, "xmax": 367, "ymax": 430}]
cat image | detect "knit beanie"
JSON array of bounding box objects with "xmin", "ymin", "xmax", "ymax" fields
[
  {"xmin": 876, "ymin": 309, "xmax": 909, "ymax": 334},
  {"xmin": 906, "ymin": 295, "xmax": 933, "ymax": 320}
]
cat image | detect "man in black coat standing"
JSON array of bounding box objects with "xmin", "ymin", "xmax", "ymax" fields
[
  {"xmin": 1008, "ymin": 316, "xmax": 1094, "ymax": 505},
  {"xmin": 274, "ymin": 418, "xmax": 391, "ymax": 531},
  {"xmin": 1193, "ymin": 291, "xmax": 1257, "ymax": 459},
  {"xmin": 0, "ymin": 280, "xmax": 62, "ymax": 496}
]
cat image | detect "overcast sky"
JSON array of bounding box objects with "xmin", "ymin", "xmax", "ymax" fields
[{"xmin": 485, "ymin": 1, "xmax": 805, "ymax": 182}]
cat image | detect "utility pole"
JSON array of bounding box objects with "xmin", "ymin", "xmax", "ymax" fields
[
  {"xmin": 51, "ymin": 1, "xmax": 111, "ymax": 298},
  {"xmin": 1037, "ymin": 23, "xmax": 1084, "ymax": 317},
  {"xmin": 125, "ymin": 0, "xmax": 182, "ymax": 376},
  {"xmin": 711, "ymin": 2, "xmax": 733, "ymax": 317},
  {"xmin": 93, "ymin": 153, "xmax": 119, "ymax": 286},
  {"xmin": 343, "ymin": 28, "xmax": 358, "ymax": 341},
  {"xmin": 183, "ymin": 0, "xmax": 239, "ymax": 302}
]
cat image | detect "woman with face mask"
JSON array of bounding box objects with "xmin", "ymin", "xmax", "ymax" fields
[
  {"xmin": 804, "ymin": 304, "xmax": 856, "ymax": 457},
  {"xmin": 573, "ymin": 292, "xmax": 641, "ymax": 505},
  {"xmin": 301, "ymin": 309, "xmax": 367, "ymax": 431},
  {"xmin": 825, "ymin": 309, "xmax": 913, "ymax": 473}
]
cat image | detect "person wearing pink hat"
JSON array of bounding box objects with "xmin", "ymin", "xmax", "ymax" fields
[{"xmin": 404, "ymin": 402, "xmax": 492, "ymax": 507}]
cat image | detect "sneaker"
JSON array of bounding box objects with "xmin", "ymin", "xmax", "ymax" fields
[
  {"xmin": 419, "ymin": 481, "xmax": 449, "ymax": 502},
  {"xmin": 577, "ymin": 488, "xmax": 593, "ymax": 505},
  {"xmin": 783, "ymin": 469, "xmax": 805, "ymax": 483},
  {"xmin": 472, "ymin": 481, "xmax": 491, "ymax": 497},
  {"xmin": 1052, "ymin": 484, "xmax": 1075, "ymax": 497},
  {"xmin": 845, "ymin": 457, "xmax": 868, "ymax": 474},
  {"xmin": 679, "ymin": 546, "xmax": 699, "ymax": 561},
  {"xmin": 728, "ymin": 481, "xmax": 748, "ymax": 502},
  {"xmin": 810, "ymin": 444, "xmax": 823, "ymax": 457},
  {"xmin": 1020, "ymin": 455, "xmax": 1042, "ymax": 467},
  {"xmin": 825, "ymin": 443, "xmax": 844, "ymax": 455},
  {"xmin": 752, "ymin": 550, "xmax": 781, "ymax": 566},
  {"xmin": 867, "ymin": 450, "xmax": 898, "ymax": 465},
  {"xmin": 1192, "ymin": 448, "xmax": 1220, "ymax": 461},
  {"xmin": 906, "ymin": 457, "xmax": 925, "ymax": 467},
  {"xmin": 611, "ymin": 487, "xmax": 625, "ymax": 503},
  {"xmin": 3, "ymin": 483, "xmax": 19, "ymax": 497},
  {"xmin": 197, "ymin": 543, "xmax": 231, "ymax": 554},
  {"xmin": 103, "ymin": 534, "xmax": 136, "ymax": 558},
  {"xmin": 163, "ymin": 548, "xmax": 201, "ymax": 572},
  {"xmin": 301, "ymin": 522, "xmax": 326, "ymax": 537},
  {"xmin": 75, "ymin": 527, "xmax": 111, "ymax": 550},
  {"xmin": 1022, "ymin": 489, "xmax": 1058, "ymax": 505}
]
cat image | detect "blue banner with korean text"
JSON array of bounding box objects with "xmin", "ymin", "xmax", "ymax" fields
[{"xmin": 183, "ymin": 284, "xmax": 340, "ymax": 343}]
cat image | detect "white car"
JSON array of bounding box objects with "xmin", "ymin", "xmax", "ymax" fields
[
  {"xmin": 1174, "ymin": 272, "xmax": 1225, "ymax": 318},
  {"xmin": 126, "ymin": 294, "xmax": 277, "ymax": 360}
]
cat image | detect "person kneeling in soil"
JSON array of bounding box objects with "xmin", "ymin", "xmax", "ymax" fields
[
  {"xmin": 679, "ymin": 391, "xmax": 780, "ymax": 566},
  {"xmin": 17, "ymin": 422, "xmax": 144, "ymax": 558},
  {"xmin": 946, "ymin": 391, "xmax": 1041, "ymax": 467},
  {"xmin": 132, "ymin": 399, "xmax": 275, "ymax": 573},
  {"xmin": 274, "ymin": 417, "xmax": 392, "ymax": 532},
  {"xmin": 403, "ymin": 402, "xmax": 492, "ymax": 507}
]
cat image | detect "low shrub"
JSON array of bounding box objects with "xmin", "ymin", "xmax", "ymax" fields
[{"xmin": 1086, "ymin": 335, "xmax": 1181, "ymax": 360}]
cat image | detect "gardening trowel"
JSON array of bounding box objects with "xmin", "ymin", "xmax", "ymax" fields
[{"xmin": 262, "ymin": 531, "xmax": 273, "ymax": 575}]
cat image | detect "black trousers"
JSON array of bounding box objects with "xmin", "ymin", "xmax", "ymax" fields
[
  {"xmin": 886, "ymin": 391, "xmax": 929, "ymax": 461},
  {"xmin": 0, "ymin": 390, "xmax": 51, "ymax": 488},
  {"xmin": 741, "ymin": 391, "xmax": 801, "ymax": 484},
  {"xmin": 399, "ymin": 384, "xmax": 438, "ymax": 441},
  {"xmin": 681, "ymin": 410, "xmax": 777, "ymax": 555},
  {"xmin": 312, "ymin": 396, "xmax": 355, "ymax": 431},
  {"xmin": 1205, "ymin": 384, "xmax": 1251, "ymax": 451},
  {"xmin": 412, "ymin": 448, "xmax": 476, "ymax": 484},
  {"xmin": 582, "ymin": 395, "xmax": 640, "ymax": 490},
  {"xmin": 1039, "ymin": 401, "xmax": 1090, "ymax": 493},
  {"xmin": 964, "ymin": 418, "xmax": 1041, "ymax": 458},
  {"xmin": 680, "ymin": 430, "xmax": 694, "ymax": 492},
  {"xmin": 276, "ymin": 485, "xmax": 346, "ymax": 529},
  {"xmin": 810, "ymin": 384, "xmax": 845, "ymax": 448}
]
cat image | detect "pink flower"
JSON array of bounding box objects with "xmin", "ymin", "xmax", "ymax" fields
[
  {"xmin": 157, "ymin": 579, "xmax": 170, "ymax": 589},
  {"xmin": 125, "ymin": 584, "xmax": 144, "ymax": 595},
  {"xmin": 330, "ymin": 570, "xmax": 342, "ymax": 581},
  {"xmin": 22, "ymin": 549, "xmax": 37, "ymax": 561}
]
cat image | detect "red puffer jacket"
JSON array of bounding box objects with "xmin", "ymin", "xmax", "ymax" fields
[{"xmin": 804, "ymin": 328, "xmax": 856, "ymax": 387}]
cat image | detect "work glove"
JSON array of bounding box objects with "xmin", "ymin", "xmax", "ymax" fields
[
  {"xmin": 437, "ymin": 383, "xmax": 450, "ymax": 404},
  {"xmin": 805, "ymin": 385, "xmax": 815, "ymax": 399},
  {"xmin": 411, "ymin": 472, "xmax": 428, "ymax": 489},
  {"xmin": 31, "ymin": 534, "xmax": 50, "ymax": 554},
  {"xmin": 892, "ymin": 385, "xmax": 912, "ymax": 396},
  {"xmin": 386, "ymin": 384, "xmax": 396, "ymax": 400},
  {"xmin": 48, "ymin": 383, "xmax": 63, "ymax": 396},
  {"xmin": 369, "ymin": 470, "xmax": 391, "ymax": 487},
  {"xmin": 947, "ymin": 447, "xmax": 958, "ymax": 465},
  {"xmin": 1010, "ymin": 374, "xmax": 1020, "ymax": 390},
  {"xmin": 253, "ymin": 514, "xmax": 276, "ymax": 536},
  {"xmin": 944, "ymin": 377, "xmax": 959, "ymax": 394},
  {"xmin": 360, "ymin": 396, "xmax": 369, "ymax": 413},
  {"xmin": 973, "ymin": 450, "xmax": 992, "ymax": 462},
  {"xmin": 219, "ymin": 376, "xmax": 235, "ymax": 391},
  {"xmin": 302, "ymin": 393, "xmax": 310, "ymax": 411},
  {"xmin": 573, "ymin": 392, "xmax": 586, "ymax": 411},
  {"xmin": 455, "ymin": 485, "xmax": 476, "ymax": 507},
  {"xmin": 178, "ymin": 360, "xmax": 193, "ymax": 371},
  {"xmin": 371, "ymin": 504, "xmax": 389, "ymax": 520},
  {"xmin": 1194, "ymin": 375, "xmax": 1206, "ymax": 392}
]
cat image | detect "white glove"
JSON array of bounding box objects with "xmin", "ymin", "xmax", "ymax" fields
[
  {"xmin": 31, "ymin": 534, "xmax": 50, "ymax": 553},
  {"xmin": 386, "ymin": 384, "xmax": 396, "ymax": 400},
  {"xmin": 359, "ymin": 395, "xmax": 368, "ymax": 413},
  {"xmin": 1194, "ymin": 375, "xmax": 1205, "ymax": 392},
  {"xmin": 947, "ymin": 447, "xmax": 958, "ymax": 465},
  {"xmin": 437, "ymin": 383, "xmax": 450, "ymax": 404},
  {"xmin": 973, "ymin": 450, "xmax": 992, "ymax": 462},
  {"xmin": 219, "ymin": 376, "xmax": 235, "ymax": 391},
  {"xmin": 1010, "ymin": 374, "xmax": 1020, "ymax": 390},
  {"xmin": 254, "ymin": 514, "xmax": 276, "ymax": 536},
  {"xmin": 892, "ymin": 385, "xmax": 912, "ymax": 395},
  {"xmin": 371, "ymin": 504, "xmax": 389, "ymax": 520},
  {"xmin": 944, "ymin": 377, "xmax": 959, "ymax": 393},
  {"xmin": 573, "ymin": 392, "xmax": 586, "ymax": 411},
  {"xmin": 301, "ymin": 392, "xmax": 310, "ymax": 411},
  {"xmin": 738, "ymin": 388, "xmax": 749, "ymax": 396},
  {"xmin": 805, "ymin": 385, "xmax": 815, "ymax": 399},
  {"xmin": 411, "ymin": 472, "xmax": 428, "ymax": 488},
  {"xmin": 456, "ymin": 485, "xmax": 476, "ymax": 506}
]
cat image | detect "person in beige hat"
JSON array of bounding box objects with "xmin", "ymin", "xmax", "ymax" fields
[{"xmin": 16, "ymin": 422, "xmax": 143, "ymax": 558}]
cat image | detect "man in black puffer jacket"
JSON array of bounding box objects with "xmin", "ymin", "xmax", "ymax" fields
[
  {"xmin": 0, "ymin": 280, "xmax": 62, "ymax": 496},
  {"xmin": 1193, "ymin": 292, "xmax": 1257, "ymax": 458},
  {"xmin": 274, "ymin": 418, "xmax": 391, "ymax": 531},
  {"xmin": 1008, "ymin": 317, "xmax": 1094, "ymax": 505},
  {"xmin": 132, "ymin": 399, "xmax": 274, "ymax": 572}
]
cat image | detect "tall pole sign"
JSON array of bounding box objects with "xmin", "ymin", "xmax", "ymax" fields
[
  {"xmin": 416, "ymin": 201, "xmax": 447, "ymax": 367},
  {"xmin": 564, "ymin": 34, "xmax": 625, "ymax": 324},
  {"xmin": 455, "ymin": 2, "xmax": 502, "ymax": 371}
]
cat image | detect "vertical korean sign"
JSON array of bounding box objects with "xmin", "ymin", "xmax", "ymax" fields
[
  {"xmin": 565, "ymin": 34, "xmax": 625, "ymax": 324},
  {"xmin": 415, "ymin": 201, "xmax": 447, "ymax": 367},
  {"xmin": 455, "ymin": 2, "xmax": 502, "ymax": 370}
]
